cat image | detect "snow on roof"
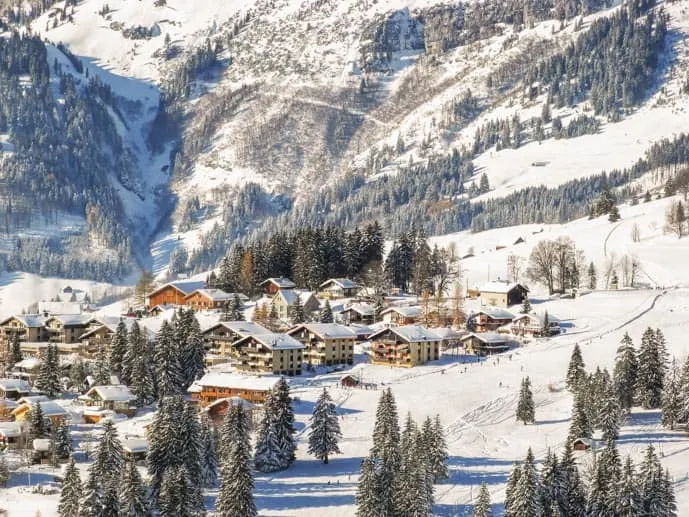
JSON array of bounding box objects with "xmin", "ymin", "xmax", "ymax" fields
[
  {"xmin": 461, "ymin": 332, "xmax": 509, "ymax": 344},
  {"xmin": 149, "ymin": 280, "xmax": 207, "ymax": 297},
  {"xmin": 473, "ymin": 307, "xmax": 516, "ymax": 320},
  {"xmin": 250, "ymin": 333, "xmax": 306, "ymax": 350},
  {"xmin": 513, "ymin": 312, "xmax": 561, "ymax": 325},
  {"xmin": 46, "ymin": 314, "xmax": 91, "ymax": 326},
  {"xmin": 0, "ymin": 314, "xmax": 46, "ymax": 327},
  {"xmin": 122, "ymin": 438, "xmax": 149, "ymax": 454},
  {"xmin": 186, "ymin": 288, "xmax": 235, "ymax": 301},
  {"xmin": 14, "ymin": 399, "xmax": 68, "ymax": 417},
  {"xmin": 86, "ymin": 385, "xmax": 135, "ymax": 402},
  {"xmin": 33, "ymin": 438, "xmax": 52, "ymax": 451},
  {"xmin": 428, "ymin": 327, "xmax": 464, "ymax": 339},
  {"xmin": 319, "ymin": 278, "xmax": 358, "ymax": 289},
  {"xmin": 275, "ymin": 289, "xmax": 314, "ymax": 306},
  {"xmin": 38, "ymin": 301, "xmax": 83, "ymax": 315},
  {"xmin": 0, "ymin": 421, "xmax": 26, "ymax": 437},
  {"xmin": 194, "ymin": 372, "xmax": 281, "ymax": 391},
  {"xmin": 480, "ymin": 281, "xmax": 528, "ymax": 294},
  {"xmin": 0, "ymin": 378, "xmax": 32, "ymax": 392},
  {"xmin": 340, "ymin": 303, "xmax": 374, "ymax": 316},
  {"xmin": 288, "ymin": 323, "xmax": 357, "ymax": 339},
  {"xmin": 13, "ymin": 358, "xmax": 42, "ymax": 369},
  {"xmin": 205, "ymin": 321, "xmax": 271, "ymax": 337},
  {"xmin": 370, "ymin": 325, "xmax": 441, "ymax": 342},
  {"xmin": 380, "ymin": 306, "xmax": 423, "ymax": 317},
  {"xmin": 17, "ymin": 395, "xmax": 50, "ymax": 404},
  {"xmin": 261, "ymin": 277, "xmax": 296, "ymax": 288},
  {"xmin": 206, "ymin": 396, "xmax": 254, "ymax": 412}
]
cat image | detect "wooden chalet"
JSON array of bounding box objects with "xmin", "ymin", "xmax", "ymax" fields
[
  {"xmin": 0, "ymin": 379, "xmax": 31, "ymax": 400},
  {"xmin": 369, "ymin": 326, "xmax": 441, "ymax": 367},
  {"xmin": 460, "ymin": 332, "xmax": 512, "ymax": 356},
  {"xmin": 122, "ymin": 438, "xmax": 149, "ymax": 463},
  {"xmin": 379, "ymin": 306, "xmax": 423, "ymax": 325},
  {"xmin": 79, "ymin": 385, "xmax": 136, "ymax": 422},
  {"xmin": 468, "ymin": 307, "xmax": 515, "ymax": 332},
  {"xmin": 44, "ymin": 314, "xmax": 91, "ymax": 344},
  {"xmin": 12, "ymin": 397, "xmax": 68, "ymax": 428},
  {"xmin": 184, "ymin": 289, "xmax": 241, "ymax": 310},
  {"xmin": 318, "ymin": 278, "xmax": 359, "ymax": 299},
  {"xmin": 511, "ymin": 313, "xmax": 562, "ymax": 337},
  {"xmin": 146, "ymin": 280, "xmax": 207, "ymax": 308},
  {"xmin": 10, "ymin": 358, "xmax": 43, "ymax": 382},
  {"xmin": 0, "ymin": 421, "xmax": 27, "ymax": 450},
  {"xmin": 479, "ymin": 281, "xmax": 529, "ymax": 308},
  {"xmin": 189, "ymin": 372, "xmax": 280, "ymax": 406},
  {"xmin": 0, "ymin": 315, "xmax": 47, "ymax": 347},
  {"xmin": 202, "ymin": 321, "xmax": 271, "ymax": 362},
  {"xmin": 204, "ymin": 397, "xmax": 257, "ymax": 427},
  {"xmin": 338, "ymin": 303, "xmax": 375, "ymax": 325},
  {"xmin": 260, "ymin": 277, "xmax": 296, "ymax": 296},
  {"xmin": 231, "ymin": 333, "xmax": 305, "ymax": 375},
  {"xmin": 286, "ymin": 323, "xmax": 357, "ymax": 366}
]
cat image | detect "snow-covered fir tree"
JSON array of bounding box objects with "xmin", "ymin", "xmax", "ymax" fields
[
  {"xmin": 199, "ymin": 413, "xmax": 218, "ymax": 487},
  {"xmin": 319, "ymin": 300, "xmax": 333, "ymax": 323},
  {"xmin": 568, "ymin": 390, "xmax": 593, "ymax": 443},
  {"xmin": 229, "ymin": 294, "xmax": 244, "ymax": 321},
  {"xmin": 369, "ymin": 388, "xmax": 401, "ymax": 517},
  {"xmin": 616, "ymin": 455, "xmax": 641, "ymax": 517},
  {"xmin": 566, "ymin": 344, "xmax": 586, "ymax": 391},
  {"xmin": 473, "ymin": 482, "xmax": 492, "ymax": 517},
  {"xmin": 216, "ymin": 424, "xmax": 257, "ymax": 517},
  {"xmin": 516, "ymin": 376, "xmax": 536, "ymax": 425},
  {"xmin": 28, "ymin": 401, "xmax": 47, "ymax": 440},
  {"xmin": 679, "ymin": 355, "xmax": 689, "ymax": 424},
  {"xmin": 290, "ymin": 294, "xmax": 306, "ymax": 323},
  {"xmin": 662, "ymin": 359, "xmax": 683, "ymax": 430},
  {"xmin": 5, "ymin": 332, "xmax": 22, "ymax": 371},
  {"xmin": 661, "ymin": 468, "xmax": 678, "ymax": 517},
  {"xmin": 637, "ymin": 445, "xmax": 668, "ymax": 516},
  {"xmin": 180, "ymin": 310, "xmax": 206, "ymax": 390},
  {"xmin": 79, "ymin": 463, "xmax": 103, "ymax": 517},
  {"xmin": 122, "ymin": 321, "xmax": 144, "ymax": 385},
  {"xmin": 355, "ymin": 456, "xmax": 381, "ymax": 517},
  {"xmin": 70, "ymin": 358, "xmax": 88, "ymax": 389},
  {"xmin": 93, "ymin": 343, "xmax": 111, "ymax": 386},
  {"xmin": 558, "ymin": 442, "xmax": 587, "ymax": 516},
  {"xmin": 147, "ymin": 395, "xmax": 185, "ymax": 497},
  {"xmin": 307, "ymin": 387, "xmax": 342, "ymax": 464},
  {"xmin": 181, "ymin": 402, "xmax": 206, "ymax": 514},
  {"xmin": 521, "ymin": 297, "xmax": 531, "ymax": 314},
  {"xmin": 154, "ymin": 320, "xmax": 183, "ymax": 400},
  {"xmin": 538, "ymin": 449, "xmax": 560, "ymax": 515},
  {"xmin": 130, "ymin": 342, "xmax": 155, "ymax": 407},
  {"xmin": 100, "ymin": 483, "xmax": 120, "ymax": 517},
  {"xmin": 58, "ymin": 457, "xmax": 82, "ymax": 517},
  {"xmin": 109, "ymin": 320, "xmax": 128, "ymax": 381},
  {"xmin": 35, "ymin": 343, "xmax": 61, "ymax": 397},
  {"xmin": 55, "ymin": 419, "xmax": 73, "ymax": 459},
  {"xmin": 588, "ymin": 440, "xmax": 621, "ymax": 516},
  {"xmin": 508, "ymin": 448, "xmax": 542, "ymax": 516},
  {"xmin": 93, "ymin": 420, "xmax": 124, "ymax": 489},
  {"xmin": 503, "ymin": 464, "xmax": 522, "ymax": 517},
  {"xmin": 254, "ymin": 378, "xmax": 296, "ymax": 472},
  {"xmin": 220, "ymin": 403, "xmax": 251, "ymax": 461},
  {"xmin": 158, "ymin": 466, "xmax": 201, "ymax": 517},
  {"xmin": 613, "ymin": 332, "xmax": 638, "ymax": 412},
  {"xmin": 598, "ymin": 384, "xmax": 622, "ymax": 442},
  {"xmin": 423, "ymin": 415, "xmax": 449, "ymax": 482},
  {"xmin": 119, "ymin": 458, "xmax": 153, "ymax": 517},
  {"xmin": 636, "ymin": 327, "xmax": 667, "ymax": 409}
]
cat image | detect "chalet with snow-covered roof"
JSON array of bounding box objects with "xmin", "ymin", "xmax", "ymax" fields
[
  {"xmin": 271, "ymin": 289, "xmax": 320, "ymax": 321},
  {"xmin": 80, "ymin": 317, "xmax": 155, "ymax": 358},
  {"xmin": 146, "ymin": 280, "xmax": 207, "ymax": 308},
  {"xmin": 202, "ymin": 321, "xmax": 271, "ymax": 359},
  {"xmin": 184, "ymin": 289, "xmax": 239, "ymax": 310},
  {"xmin": 468, "ymin": 307, "xmax": 515, "ymax": 332},
  {"xmin": 12, "ymin": 397, "xmax": 69, "ymax": 428},
  {"xmin": 122, "ymin": 438, "xmax": 149, "ymax": 463},
  {"xmin": 287, "ymin": 323, "xmax": 357, "ymax": 366},
  {"xmin": 379, "ymin": 306, "xmax": 423, "ymax": 325},
  {"xmin": 511, "ymin": 313, "xmax": 562, "ymax": 338},
  {"xmin": 369, "ymin": 326, "xmax": 440, "ymax": 367},
  {"xmin": 318, "ymin": 278, "xmax": 359, "ymax": 299},
  {"xmin": 260, "ymin": 277, "xmax": 296, "ymax": 296},
  {"xmin": 38, "ymin": 301, "xmax": 83, "ymax": 316},
  {"xmin": 190, "ymin": 372, "xmax": 280, "ymax": 406},
  {"xmin": 460, "ymin": 332, "xmax": 512, "ymax": 355},
  {"xmin": 0, "ymin": 315, "xmax": 47, "ymax": 347},
  {"xmin": 10, "ymin": 358, "xmax": 43, "ymax": 382},
  {"xmin": 231, "ymin": 333, "xmax": 305, "ymax": 375},
  {"xmin": 0, "ymin": 421, "xmax": 27, "ymax": 450},
  {"xmin": 338, "ymin": 303, "xmax": 375, "ymax": 325},
  {"xmin": 18, "ymin": 341, "xmax": 82, "ymax": 359},
  {"xmin": 79, "ymin": 385, "xmax": 136, "ymax": 420},
  {"xmin": 479, "ymin": 281, "xmax": 529, "ymax": 308},
  {"xmin": 44, "ymin": 314, "xmax": 91, "ymax": 344},
  {"xmin": 0, "ymin": 379, "xmax": 31, "ymax": 400}
]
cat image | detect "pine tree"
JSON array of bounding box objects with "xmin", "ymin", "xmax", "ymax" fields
[
  {"xmin": 568, "ymin": 391, "xmax": 592, "ymax": 443},
  {"xmin": 122, "ymin": 321, "xmax": 144, "ymax": 385},
  {"xmin": 199, "ymin": 413, "xmax": 218, "ymax": 487},
  {"xmin": 220, "ymin": 301, "xmax": 232, "ymax": 321},
  {"xmin": 369, "ymin": 389, "xmax": 401, "ymax": 517},
  {"xmin": 55, "ymin": 419, "xmax": 73, "ymax": 458},
  {"xmin": 93, "ymin": 420, "xmax": 124, "ymax": 487},
  {"xmin": 58, "ymin": 457, "xmax": 82, "ymax": 517},
  {"xmin": 614, "ymin": 333, "xmax": 638, "ymax": 412},
  {"xmin": 291, "ymin": 294, "xmax": 305, "ymax": 323},
  {"xmin": 662, "ymin": 359, "xmax": 682, "ymax": 430},
  {"xmin": 424, "ymin": 415, "xmax": 449, "ymax": 482},
  {"xmin": 661, "ymin": 468, "xmax": 678, "ymax": 517},
  {"xmin": 220, "ymin": 403, "xmax": 251, "ymax": 461},
  {"xmin": 254, "ymin": 378, "xmax": 296, "ymax": 472},
  {"xmin": 598, "ymin": 385, "xmax": 622, "ymax": 442},
  {"xmin": 5, "ymin": 332, "xmax": 22, "ymax": 371},
  {"xmin": 319, "ymin": 300, "xmax": 334, "ymax": 323},
  {"xmin": 510, "ymin": 448, "xmax": 542, "ymax": 516},
  {"xmin": 503, "ymin": 464, "xmax": 522, "ymax": 517},
  {"xmin": 308, "ymin": 387, "xmax": 342, "ymax": 464},
  {"xmin": 588, "ymin": 261, "xmax": 597, "ymax": 289},
  {"xmin": 587, "ymin": 441, "xmax": 620, "ymax": 516},
  {"xmin": 109, "ymin": 320, "xmax": 128, "ymax": 381},
  {"xmin": 230, "ymin": 294, "xmax": 244, "ymax": 321},
  {"xmin": 521, "ymin": 297, "xmax": 531, "ymax": 314},
  {"xmin": 100, "ymin": 483, "xmax": 120, "ymax": 517},
  {"xmin": 93, "ymin": 343, "xmax": 111, "ymax": 386},
  {"xmin": 474, "ymin": 482, "xmax": 492, "ymax": 517},
  {"xmin": 158, "ymin": 466, "xmax": 200, "ymax": 517},
  {"xmin": 539, "ymin": 449, "xmax": 560, "ymax": 516},
  {"xmin": 638, "ymin": 445, "xmax": 665, "ymax": 517},
  {"xmin": 558, "ymin": 442, "xmax": 587, "ymax": 517},
  {"xmin": 181, "ymin": 312, "xmax": 206, "ymax": 389},
  {"xmin": 608, "ymin": 205, "xmax": 621, "ymax": 222},
  {"xmin": 616, "ymin": 456, "xmax": 641, "ymax": 517},
  {"xmin": 130, "ymin": 344, "xmax": 155, "ymax": 407},
  {"xmin": 28, "ymin": 402, "xmax": 48, "ymax": 440},
  {"xmin": 181, "ymin": 403, "xmax": 205, "ymax": 514},
  {"xmin": 216, "ymin": 431, "xmax": 257, "ymax": 517},
  {"xmin": 36, "ymin": 344, "xmax": 61, "ymax": 397},
  {"xmin": 356, "ymin": 456, "xmax": 381, "ymax": 517},
  {"xmin": 636, "ymin": 327, "xmax": 666, "ymax": 409},
  {"xmin": 148, "ymin": 395, "xmax": 184, "ymax": 498},
  {"xmin": 119, "ymin": 458, "xmax": 153, "ymax": 517},
  {"xmin": 678, "ymin": 356, "xmax": 689, "ymax": 424},
  {"xmin": 566, "ymin": 344, "xmax": 586, "ymax": 391},
  {"xmin": 79, "ymin": 463, "xmax": 103, "ymax": 517},
  {"xmin": 154, "ymin": 320, "xmax": 183, "ymax": 400},
  {"xmin": 70, "ymin": 358, "xmax": 87, "ymax": 390},
  {"xmin": 516, "ymin": 377, "xmax": 536, "ymax": 425}
]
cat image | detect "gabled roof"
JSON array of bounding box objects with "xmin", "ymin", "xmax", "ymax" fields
[
  {"xmin": 0, "ymin": 314, "xmax": 47, "ymax": 328},
  {"xmin": 287, "ymin": 323, "xmax": 357, "ymax": 340},
  {"xmin": 84, "ymin": 385, "xmax": 135, "ymax": 402},
  {"xmin": 203, "ymin": 321, "xmax": 270, "ymax": 337},
  {"xmin": 369, "ymin": 325, "xmax": 440, "ymax": 343},
  {"xmin": 45, "ymin": 314, "xmax": 91, "ymax": 326},
  {"xmin": 260, "ymin": 277, "xmax": 296, "ymax": 289},
  {"xmin": 379, "ymin": 306, "xmax": 423, "ymax": 318},
  {"xmin": 480, "ymin": 281, "xmax": 529, "ymax": 294},
  {"xmin": 0, "ymin": 421, "xmax": 27, "ymax": 438},
  {"xmin": 193, "ymin": 372, "xmax": 282, "ymax": 391},
  {"xmin": 319, "ymin": 278, "xmax": 358, "ymax": 290},
  {"xmin": 206, "ymin": 397, "xmax": 254, "ymax": 412},
  {"xmin": 273, "ymin": 289, "xmax": 315, "ymax": 306},
  {"xmin": 339, "ymin": 303, "xmax": 374, "ymax": 316},
  {"xmin": 13, "ymin": 358, "xmax": 42, "ymax": 370},
  {"xmin": 38, "ymin": 301, "xmax": 83, "ymax": 315},
  {"xmin": 460, "ymin": 332, "xmax": 509, "ymax": 344},
  {"xmin": 122, "ymin": 438, "xmax": 149, "ymax": 454},
  {"xmin": 472, "ymin": 307, "xmax": 516, "ymax": 320},
  {"xmin": 0, "ymin": 378, "xmax": 32, "ymax": 392},
  {"xmin": 13, "ymin": 399, "xmax": 68, "ymax": 418},
  {"xmin": 512, "ymin": 312, "xmax": 561, "ymax": 325},
  {"xmin": 235, "ymin": 333, "xmax": 306, "ymax": 351},
  {"xmin": 149, "ymin": 280, "xmax": 207, "ymax": 298},
  {"xmin": 185, "ymin": 288, "xmax": 235, "ymax": 302}
]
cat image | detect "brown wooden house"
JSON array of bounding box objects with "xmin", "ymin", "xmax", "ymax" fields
[
  {"xmin": 146, "ymin": 280, "xmax": 207, "ymax": 308},
  {"xmin": 369, "ymin": 326, "xmax": 440, "ymax": 367},
  {"xmin": 260, "ymin": 277, "xmax": 296, "ymax": 296},
  {"xmin": 189, "ymin": 372, "xmax": 280, "ymax": 406}
]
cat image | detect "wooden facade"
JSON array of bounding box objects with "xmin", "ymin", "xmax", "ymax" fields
[
  {"xmin": 286, "ymin": 324, "xmax": 356, "ymax": 366},
  {"xmin": 232, "ymin": 334, "xmax": 305, "ymax": 376},
  {"xmin": 369, "ymin": 327, "xmax": 440, "ymax": 367}
]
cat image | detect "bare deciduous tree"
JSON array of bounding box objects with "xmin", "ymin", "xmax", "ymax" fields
[
  {"xmin": 631, "ymin": 222, "xmax": 641, "ymax": 243},
  {"xmin": 507, "ymin": 253, "xmax": 524, "ymax": 283}
]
